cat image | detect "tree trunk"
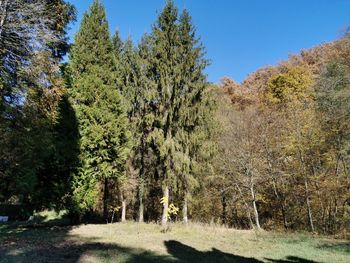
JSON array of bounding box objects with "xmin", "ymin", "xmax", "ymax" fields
[
  {"xmin": 103, "ymin": 178, "xmax": 109, "ymax": 221},
  {"xmin": 342, "ymin": 157, "xmax": 349, "ymax": 191},
  {"xmin": 121, "ymin": 195, "xmax": 126, "ymax": 222},
  {"xmin": 138, "ymin": 196, "xmax": 144, "ymax": 223},
  {"xmin": 250, "ymin": 180, "xmax": 261, "ymax": 229},
  {"xmin": 315, "ymin": 181, "xmax": 326, "ymax": 233},
  {"xmin": 161, "ymin": 185, "xmax": 169, "ymax": 226},
  {"xmin": 281, "ymin": 201, "xmax": 288, "ymax": 229},
  {"xmin": 297, "ymin": 147, "xmax": 314, "ymax": 232},
  {"xmin": 332, "ymin": 156, "xmax": 341, "ymax": 233},
  {"xmin": 235, "ymin": 183, "xmax": 254, "ymax": 229},
  {"xmin": 221, "ymin": 191, "xmax": 227, "ymax": 225},
  {"xmin": 138, "ymin": 136, "xmax": 146, "ymax": 223},
  {"xmin": 272, "ymin": 179, "xmax": 288, "ymax": 229},
  {"xmin": 183, "ymin": 193, "xmax": 188, "ymax": 224},
  {"xmin": 0, "ymin": 0, "xmax": 8, "ymax": 38},
  {"xmin": 138, "ymin": 179, "xmax": 144, "ymax": 222},
  {"xmin": 304, "ymin": 177, "xmax": 315, "ymax": 232}
]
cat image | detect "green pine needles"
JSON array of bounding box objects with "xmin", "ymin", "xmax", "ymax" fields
[
  {"xmin": 66, "ymin": 0, "xmax": 214, "ymax": 223},
  {"xmin": 69, "ymin": 0, "xmax": 130, "ymax": 220}
]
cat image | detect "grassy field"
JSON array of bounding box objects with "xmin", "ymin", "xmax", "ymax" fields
[{"xmin": 0, "ymin": 220, "xmax": 349, "ymax": 263}]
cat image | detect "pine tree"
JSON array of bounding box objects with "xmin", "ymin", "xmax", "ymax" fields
[
  {"xmin": 117, "ymin": 37, "xmax": 141, "ymax": 222},
  {"xmin": 134, "ymin": 33, "xmax": 158, "ymax": 222},
  {"xmin": 175, "ymin": 9, "xmax": 213, "ymax": 224},
  {"xmin": 148, "ymin": 1, "xmax": 213, "ymax": 225},
  {"xmin": 69, "ymin": 0, "xmax": 129, "ymax": 220},
  {"xmin": 147, "ymin": 0, "xmax": 180, "ymax": 226},
  {"xmin": 112, "ymin": 30, "xmax": 123, "ymax": 60},
  {"xmin": 116, "ymin": 33, "xmax": 158, "ymax": 222}
]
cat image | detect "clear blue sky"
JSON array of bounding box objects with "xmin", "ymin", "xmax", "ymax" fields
[{"xmin": 67, "ymin": 0, "xmax": 350, "ymax": 83}]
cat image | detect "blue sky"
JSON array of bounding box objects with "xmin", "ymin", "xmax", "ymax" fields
[{"xmin": 67, "ymin": 0, "xmax": 350, "ymax": 83}]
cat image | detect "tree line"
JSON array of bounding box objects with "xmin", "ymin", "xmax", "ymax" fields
[
  {"xmin": 213, "ymin": 38, "xmax": 350, "ymax": 234},
  {"xmin": 0, "ymin": 0, "xmax": 348, "ymax": 234},
  {"xmin": 0, "ymin": 0, "xmax": 215, "ymax": 226}
]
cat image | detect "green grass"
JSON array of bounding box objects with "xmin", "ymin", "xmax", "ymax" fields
[
  {"xmin": 33, "ymin": 210, "xmax": 68, "ymax": 222},
  {"xmin": 0, "ymin": 221, "xmax": 348, "ymax": 262}
]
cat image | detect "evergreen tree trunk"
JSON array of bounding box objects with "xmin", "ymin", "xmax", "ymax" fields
[
  {"xmin": 161, "ymin": 185, "xmax": 169, "ymax": 226},
  {"xmin": 183, "ymin": 193, "xmax": 188, "ymax": 224},
  {"xmin": 103, "ymin": 178, "xmax": 109, "ymax": 221},
  {"xmin": 138, "ymin": 153, "xmax": 145, "ymax": 223},
  {"xmin": 121, "ymin": 193, "xmax": 126, "ymax": 222},
  {"xmin": 138, "ymin": 197, "xmax": 144, "ymax": 223},
  {"xmin": 138, "ymin": 176, "xmax": 144, "ymax": 222}
]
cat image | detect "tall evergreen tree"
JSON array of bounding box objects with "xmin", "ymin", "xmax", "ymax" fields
[
  {"xmin": 148, "ymin": 0, "xmax": 181, "ymax": 226},
  {"xmin": 135, "ymin": 34, "xmax": 159, "ymax": 222},
  {"xmin": 69, "ymin": 0, "xmax": 129, "ymax": 220},
  {"xmin": 174, "ymin": 9, "xmax": 213, "ymax": 224},
  {"xmin": 148, "ymin": 1, "xmax": 213, "ymax": 225},
  {"xmin": 117, "ymin": 36, "xmax": 140, "ymax": 222}
]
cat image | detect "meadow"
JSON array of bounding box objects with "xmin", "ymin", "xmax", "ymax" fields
[{"xmin": 0, "ymin": 218, "xmax": 348, "ymax": 263}]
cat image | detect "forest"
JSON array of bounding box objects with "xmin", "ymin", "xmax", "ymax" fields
[{"xmin": 0, "ymin": 0, "xmax": 349, "ymax": 240}]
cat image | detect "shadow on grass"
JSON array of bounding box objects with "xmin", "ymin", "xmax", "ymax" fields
[
  {"xmin": 165, "ymin": 240, "xmax": 261, "ymax": 262},
  {"xmin": 0, "ymin": 224, "xmax": 264, "ymax": 263},
  {"xmin": 265, "ymin": 256, "xmax": 319, "ymax": 263},
  {"xmin": 0, "ymin": 224, "xmax": 333, "ymax": 263},
  {"xmin": 316, "ymin": 241, "xmax": 350, "ymax": 253}
]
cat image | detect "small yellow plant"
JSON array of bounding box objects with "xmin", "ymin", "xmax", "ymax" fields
[
  {"xmin": 159, "ymin": 197, "xmax": 179, "ymax": 220},
  {"xmin": 168, "ymin": 203, "xmax": 179, "ymax": 218}
]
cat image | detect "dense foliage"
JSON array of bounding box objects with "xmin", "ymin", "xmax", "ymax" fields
[
  {"xmin": 213, "ymin": 38, "xmax": 350, "ymax": 234},
  {"xmin": 0, "ymin": 0, "xmax": 348, "ymax": 236},
  {"xmin": 0, "ymin": 0, "xmax": 76, "ymax": 213}
]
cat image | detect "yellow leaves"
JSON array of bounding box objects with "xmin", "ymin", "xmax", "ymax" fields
[
  {"xmin": 159, "ymin": 197, "xmax": 179, "ymax": 219},
  {"xmin": 168, "ymin": 203, "xmax": 179, "ymax": 217},
  {"xmin": 265, "ymin": 66, "xmax": 314, "ymax": 105},
  {"xmin": 160, "ymin": 196, "xmax": 168, "ymax": 205},
  {"xmin": 256, "ymin": 193, "xmax": 268, "ymax": 204},
  {"xmin": 109, "ymin": 206, "xmax": 121, "ymax": 213}
]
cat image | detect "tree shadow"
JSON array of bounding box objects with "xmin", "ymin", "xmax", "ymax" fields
[
  {"xmin": 316, "ymin": 241, "xmax": 350, "ymax": 253},
  {"xmin": 265, "ymin": 256, "xmax": 319, "ymax": 263},
  {"xmin": 0, "ymin": 225, "xmax": 171, "ymax": 263},
  {"xmin": 0, "ymin": 224, "xmax": 336, "ymax": 263},
  {"xmin": 37, "ymin": 94, "xmax": 80, "ymax": 212},
  {"xmin": 164, "ymin": 240, "xmax": 262, "ymax": 263},
  {"xmin": 1, "ymin": 224, "xmax": 264, "ymax": 263}
]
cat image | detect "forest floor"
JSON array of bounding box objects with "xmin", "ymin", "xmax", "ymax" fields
[{"xmin": 0, "ymin": 219, "xmax": 349, "ymax": 263}]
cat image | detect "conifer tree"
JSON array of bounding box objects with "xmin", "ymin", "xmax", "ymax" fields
[
  {"xmin": 176, "ymin": 9, "xmax": 214, "ymax": 224},
  {"xmin": 117, "ymin": 37, "xmax": 141, "ymax": 222},
  {"xmin": 148, "ymin": 0, "xmax": 181, "ymax": 226},
  {"xmin": 69, "ymin": 0, "xmax": 129, "ymax": 220},
  {"xmin": 149, "ymin": 1, "xmax": 213, "ymax": 225},
  {"xmin": 112, "ymin": 31, "xmax": 123, "ymax": 60},
  {"xmin": 117, "ymin": 33, "xmax": 158, "ymax": 222},
  {"xmin": 136, "ymin": 34, "xmax": 159, "ymax": 222}
]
